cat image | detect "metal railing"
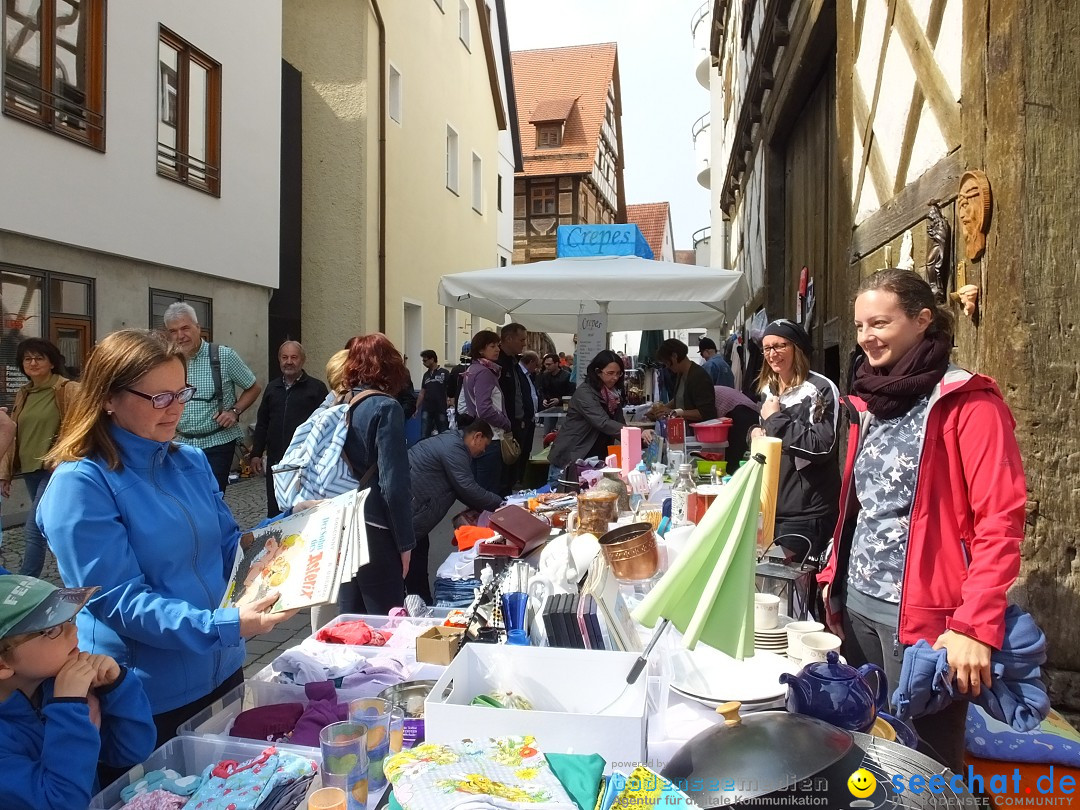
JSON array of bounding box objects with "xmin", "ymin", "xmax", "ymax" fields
[
  {"xmin": 692, "ymin": 226, "xmax": 712, "ymax": 248},
  {"xmin": 691, "ymin": 0, "xmax": 712, "ymax": 37},
  {"xmin": 692, "ymin": 112, "xmax": 711, "ymax": 141}
]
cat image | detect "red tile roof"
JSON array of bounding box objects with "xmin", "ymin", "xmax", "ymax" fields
[
  {"xmin": 674, "ymin": 249, "xmax": 697, "ymax": 265},
  {"xmin": 512, "ymin": 43, "xmax": 618, "ymax": 177},
  {"xmin": 626, "ymin": 202, "xmax": 671, "ymax": 259},
  {"xmin": 528, "ymin": 97, "xmax": 577, "ymax": 124}
]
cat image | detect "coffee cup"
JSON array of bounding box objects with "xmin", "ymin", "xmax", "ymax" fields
[
  {"xmin": 785, "ymin": 620, "xmax": 824, "ymax": 661},
  {"xmin": 799, "ymin": 631, "xmax": 843, "ymax": 663},
  {"xmin": 754, "ymin": 593, "xmax": 781, "ymax": 630}
]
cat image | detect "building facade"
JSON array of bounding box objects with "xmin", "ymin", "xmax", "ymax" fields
[
  {"xmin": 0, "ymin": 0, "xmax": 281, "ymax": 521},
  {"xmin": 511, "ymin": 43, "xmax": 628, "ymax": 264},
  {"xmin": 282, "ymin": 0, "xmax": 512, "ymax": 382},
  {"xmin": 705, "ymin": 0, "xmax": 1080, "ymax": 716}
]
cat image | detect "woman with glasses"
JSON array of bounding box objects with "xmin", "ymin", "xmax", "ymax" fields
[
  {"xmin": 35, "ymin": 329, "xmax": 293, "ymax": 746},
  {"xmin": 749, "ymin": 319, "xmax": 841, "ymax": 579},
  {"xmin": 0, "ymin": 338, "xmax": 80, "ymax": 577},
  {"xmin": 818, "ymin": 270, "xmax": 1026, "ymax": 773},
  {"xmin": 549, "ymin": 350, "xmax": 654, "ymax": 487}
]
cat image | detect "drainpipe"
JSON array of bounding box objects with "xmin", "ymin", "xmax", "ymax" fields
[{"xmin": 369, "ymin": 0, "xmax": 387, "ymax": 332}]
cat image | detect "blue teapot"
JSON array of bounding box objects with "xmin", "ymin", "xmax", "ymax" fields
[{"xmin": 779, "ymin": 651, "xmax": 888, "ymax": 732}]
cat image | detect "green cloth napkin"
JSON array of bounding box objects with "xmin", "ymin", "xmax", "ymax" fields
[
  {"xmin": 545, "ymin": 752, "xmax": 606, "ymax": 810},
  {"xmin": 632, "ymin": 454, "xmax": 764, "ymax": 656}
]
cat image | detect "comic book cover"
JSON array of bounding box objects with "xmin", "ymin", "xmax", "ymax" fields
[{"xmin": 222, "ymin": 489, "xmax": 368, "ymax": 612}]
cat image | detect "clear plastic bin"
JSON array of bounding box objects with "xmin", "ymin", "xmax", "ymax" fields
[
  {"xmin": 90, "ymin": 735, "xmax": 319, "ymax": 809},
  {"xmin": 178, "ymin": 669, "xmax": 445, "ymax": 747},
  {"xmin": 309, "ymin": 613, "xmax": 444, "ymax": 660}
]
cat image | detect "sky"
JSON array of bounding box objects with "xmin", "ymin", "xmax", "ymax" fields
[{"xmin": 504, "ymin": 0, "xmax": 711, "ymax": 251}]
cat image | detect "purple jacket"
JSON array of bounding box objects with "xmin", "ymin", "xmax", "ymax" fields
[{"xmin": 461, "ymin": 362, "xmax": 511, "ymax": 434}]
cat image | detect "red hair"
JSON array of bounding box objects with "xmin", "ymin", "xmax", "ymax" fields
[{"xmin": 343, "ymin": 333, "xmax": 409, "ymax": 395}]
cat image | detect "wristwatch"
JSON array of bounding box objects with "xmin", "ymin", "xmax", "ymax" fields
[{"xmin": 229, "ymin": 406, "xmax": 242, "ymax": 417}]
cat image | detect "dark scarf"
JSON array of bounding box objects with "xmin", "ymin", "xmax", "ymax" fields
[{"xmin": 852, "ymin": 332, "xmax": 951, "ymax": 419}]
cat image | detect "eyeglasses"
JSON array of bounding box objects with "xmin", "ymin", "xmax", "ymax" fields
[
  {"xmin": 762, "ymin": 343, "xmax": 792, "ymax": 355},
  {"xmin": 4, "ymin": 617, "xmax": 74, "ymax": 652},
  {"xmin": 123, "ymin": 385, "xmax": 197, "ymax": 409},
  {"xmin": 22, "ymin": 354, "xmax": 48, "ymax": 364}
]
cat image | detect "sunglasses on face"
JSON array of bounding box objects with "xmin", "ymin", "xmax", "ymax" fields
[{"xmin": 123, "ymin": 385, "xmax": 197, "ymax": 409}]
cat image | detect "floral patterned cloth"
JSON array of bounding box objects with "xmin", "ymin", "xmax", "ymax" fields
[{"xmin": 385, "ymin": 737, "xmax": 577, "ymax": 810}]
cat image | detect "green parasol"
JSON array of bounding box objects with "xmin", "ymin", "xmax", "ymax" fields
[{"xmin": 632, "ymin": 453, "xmax": 765, "ymax": 658}]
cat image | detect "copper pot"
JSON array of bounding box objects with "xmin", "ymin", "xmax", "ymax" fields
[{"xmin": 598, "ymin": 522, "xmax": 659, "ymax": 581}]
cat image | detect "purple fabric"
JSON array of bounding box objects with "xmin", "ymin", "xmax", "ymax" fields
[
  {"xmin": 229, "ymin": 702, "xmax": 304, "ymax": 743},
  {"xmin": 289, "ymin": 681, "xmax": 348, "ymax": 747},
  {"xmin": 713, "ymin": 386, "xmax": 760, "ymax": 416}
]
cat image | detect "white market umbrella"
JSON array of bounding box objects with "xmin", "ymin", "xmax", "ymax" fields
[{"xmin": 437, "ymin": 255, "xmax": 747, "ymax": 332}]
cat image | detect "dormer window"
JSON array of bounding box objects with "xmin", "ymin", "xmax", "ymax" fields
[{"xmin": 537, "ymin": 124, "xmax": 562, "ymax": 149}]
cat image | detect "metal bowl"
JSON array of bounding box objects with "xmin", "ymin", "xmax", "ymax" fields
[{"xmin": 378, "ymin": 680, "xmax": 439, "ymax": 718}]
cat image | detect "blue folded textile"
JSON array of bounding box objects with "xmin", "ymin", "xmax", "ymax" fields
[{"xmin": 892, "ymin": 605, "xmax": 1050, "ymax": 732}]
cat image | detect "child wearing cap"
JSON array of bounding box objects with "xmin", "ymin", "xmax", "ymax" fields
[{"xmin": 0, "ymin": 574, "xmax": 156, "ymax": 810}]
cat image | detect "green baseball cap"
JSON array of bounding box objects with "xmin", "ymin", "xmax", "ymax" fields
[{"xmin": 0, "ymin": 575, "xmax": 98, "ymax": 640}]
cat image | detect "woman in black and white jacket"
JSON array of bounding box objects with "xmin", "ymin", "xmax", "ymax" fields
[{"xmin": 749, "ymin": 320, "xmax": 841, "ymax": 572}]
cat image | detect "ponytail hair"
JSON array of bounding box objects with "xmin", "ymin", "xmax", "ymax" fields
[{"xmin": 856, "ymin": 268, "xmax": 954, "ymax": 341}]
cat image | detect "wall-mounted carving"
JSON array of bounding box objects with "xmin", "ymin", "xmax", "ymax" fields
[
  {"xmin": 925, "ymin": 201, "xmax": 951, "ymax": 303},
  {"xmin": 957, "ymin": 170, "xmax": 992, "ymax": 261}
]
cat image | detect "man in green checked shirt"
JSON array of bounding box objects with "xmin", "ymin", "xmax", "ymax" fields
[{"xmin": 163, "ymin": 302, "xmax": 262, "ymax": 493}]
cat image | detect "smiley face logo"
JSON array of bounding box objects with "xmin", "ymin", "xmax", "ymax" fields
[{"xmin": 848, "ymin": 769, "xmax": 877, "ymax": 798}]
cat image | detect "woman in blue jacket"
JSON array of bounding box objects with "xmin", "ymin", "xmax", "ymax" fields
[{"xmin": 37, "ymin": 329, "xmax": 293, "ymax": 746}]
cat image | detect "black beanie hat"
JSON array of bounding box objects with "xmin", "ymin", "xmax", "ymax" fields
[{"xmin": 762, "ymin": 319, "xmax": 812, "ymax": 359}]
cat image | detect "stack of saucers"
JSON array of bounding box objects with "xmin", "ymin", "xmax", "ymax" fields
[{"xmin": 754, "ymin": 614, "xmax": 792, "ymax": 655}]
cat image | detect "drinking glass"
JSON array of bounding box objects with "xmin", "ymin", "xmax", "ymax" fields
[
  {"xmin": 349, "ymin": 697, "xmax": 392, "ymax": 791},
  {"xmin": 319, "ymin": 721, "xmax": 368, "ymax": 810}
]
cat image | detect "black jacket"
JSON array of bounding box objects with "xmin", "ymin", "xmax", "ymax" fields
[
  {"xmin": 536, "ymin": 368, "xmax": 575, "ymax": 404},
  {"xmin": 250, "ymin": 373, "xmax": 328, "ymax": 462},
  {"xmin": 409, "ymin": 431, "xmax": 502, "ymax": 536},
  {"xmin": 497, "ymin": 351, "xmax": 535, "ymax": 430}
]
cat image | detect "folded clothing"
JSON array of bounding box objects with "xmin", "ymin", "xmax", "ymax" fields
[
  {"xmin": 434, "ymin": 577, "xmax": 481, "ymax": 608},
  {"xmin": 186, "ymin": 746, "xmax": 317, "ymax": 810},
  {"xmin": 316, "ymin": 619, "xmax": 393, "ymax": 646},
  {"xmin": 121, "ymin": 768, "xmax": 204, "ymax": 803},
  {"xmin": 123, "ymin": 789, "xmax": 189, "ymax": 810},
  {"xmin": 967, "ymin": 704, "xmax": 1080, "ymax": 766},
  {"xmin": 271, "ymin": 637, "xmax": 409, "ymax": 687},
  {"xmin": 229, "ymin": 681, "xmax": 348, "ymax": 748}
]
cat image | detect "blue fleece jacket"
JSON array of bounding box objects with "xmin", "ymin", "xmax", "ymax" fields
[
  {"xmin": 37, "ymin": 424, "xmax": 246, "ymax": 713},
  {"xmin": 892, "ymin": 604, "xmax": 1051, "ymax": 732},
  {"xmin": 0, "ymin": 666, "xmax": 156, "ymax": 810}
]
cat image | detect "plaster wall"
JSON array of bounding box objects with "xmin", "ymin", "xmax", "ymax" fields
[{"xmin": 0, "ymin": 1, "xmax": 281, "ymax": 288}]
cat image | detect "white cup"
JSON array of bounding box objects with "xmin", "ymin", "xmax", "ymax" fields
[
  {"xmin": 754, "ymin": 593, "xmax": 781, "ymax": 630},
  {"xmin": 785, "ymin": 620, "xmax": 824, "ymax": 661},
  {"xmin": 799, "ymin": 631, "xmax": 842, "ymax": 663}
]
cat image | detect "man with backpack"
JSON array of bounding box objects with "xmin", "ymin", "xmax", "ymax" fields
[
  {"xmin": 165, "ymin": 302, "xmax": 261, "ymax": 493},
  {"xmin": 249, "ymin": 341, "xmax": 328, "ymax": 516}
]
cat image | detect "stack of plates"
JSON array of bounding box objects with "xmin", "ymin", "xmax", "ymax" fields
[
  {"xmin": 754, "ymin": 614, "xmax": 792, "ymax": 655},
  {"xmin": 669, "ymin": 645, "xmax": 798, "ymax": 710}
]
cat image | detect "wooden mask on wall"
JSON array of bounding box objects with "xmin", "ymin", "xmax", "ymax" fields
[{"xmin": 957, "ymin": 170, "xmax": 992, "ymax": 261}]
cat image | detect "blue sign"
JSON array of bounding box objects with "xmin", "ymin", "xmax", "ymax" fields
[{"xmin": 556, "ymin": 224, "xmax": 654, "ymax": 259}]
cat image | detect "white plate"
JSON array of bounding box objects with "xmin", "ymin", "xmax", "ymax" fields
[
  {"xmin": 671, "ymin": 684, "xmax": 786, "ymax": 711},
  {"xmin": 670, "ymin": 645, "xmax": 800, "ymax": 704}
]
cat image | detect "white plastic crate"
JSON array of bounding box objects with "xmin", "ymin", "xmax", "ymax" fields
[{"xmin": 90, "ymin": 735, "xmax": 319, "ymax": 810}]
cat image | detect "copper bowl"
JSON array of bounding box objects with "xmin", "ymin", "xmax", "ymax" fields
[{"xmin": 598, "ymin": 522, "xmax": 660, "ymax": 581}]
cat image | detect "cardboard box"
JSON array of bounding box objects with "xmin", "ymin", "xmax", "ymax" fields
[
  {"xmin": 416, "ymin": 626, "xmax": 466, "ymax": 665},
  {"xmin": 424, "ymin": 644, "xmax": 647, "ymax": 770}
]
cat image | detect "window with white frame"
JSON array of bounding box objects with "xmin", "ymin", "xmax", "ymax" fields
[
  {"xmin": 446, "ymin": 125, "xmax": 459, "ymax": 193},
  {"xmin": 472, "ymin": 153, "xmax": 483, "ymax": 213},
  {"xmin": 388, "ymin": 64, "xmax": 402, "ymax": 123},
  {"xmin": 459, "ymin": 0, "xmax": 471, "ymax": 49}
]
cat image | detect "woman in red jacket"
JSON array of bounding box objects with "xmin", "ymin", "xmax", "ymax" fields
[{"xmin": 818, "ymin": 269, "xmax": 1026, "ymax": 772}]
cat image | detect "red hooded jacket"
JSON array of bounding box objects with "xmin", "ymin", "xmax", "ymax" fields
[{"xmin": 818, "ymin": 367, "xmax": 1026, "ymax": 649}]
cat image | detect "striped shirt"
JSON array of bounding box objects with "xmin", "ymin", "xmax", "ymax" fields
[{"xmin": 176, "ymin": 340, "xmax": 257, "ymax": 449}]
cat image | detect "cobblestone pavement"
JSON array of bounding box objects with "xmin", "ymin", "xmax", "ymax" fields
[{"xmin": 0, "ymin": 475, "xmax": 313, "ymax": 678}]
